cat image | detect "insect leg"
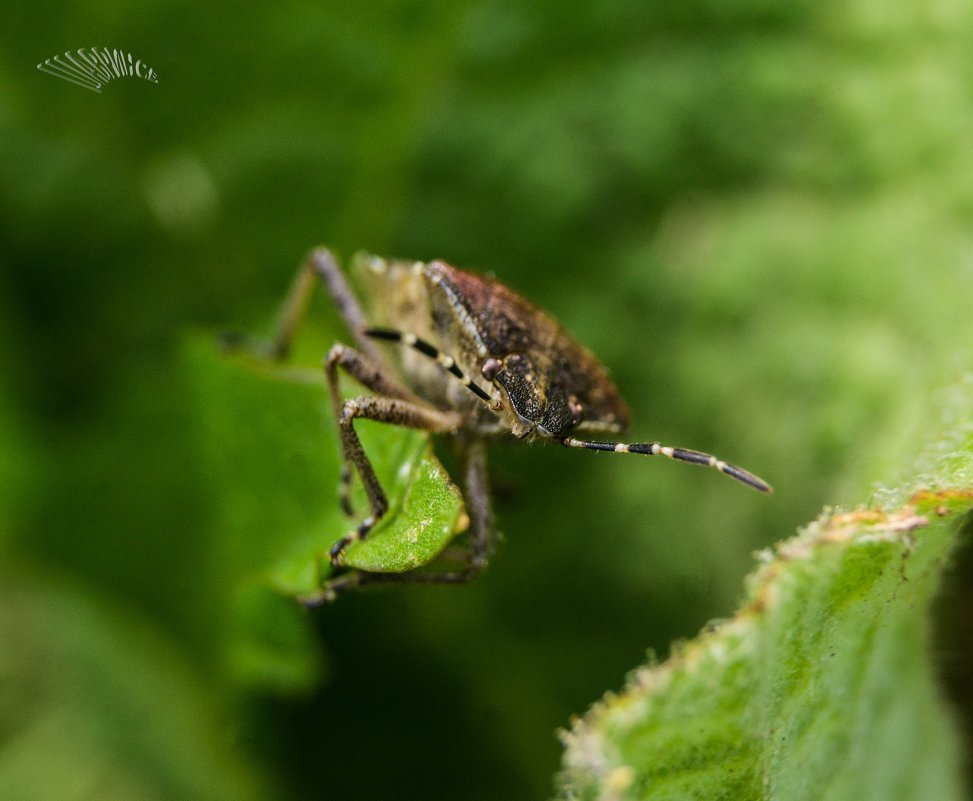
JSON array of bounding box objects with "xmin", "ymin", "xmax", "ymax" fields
[
  {"xmin": 557, "ymin": 437, "xmax": 773, "ymax": 493},
  {"xmin": 325, "ymin": 342, "xmax": 420, "ymax": 404},
  {"xmin": 459, "ymin": 437, "xmax": 495, "ymax": 575},
  {"xmin": 325, "ymin": 343, "xmax": 423, "ymax": 516},
  {"xmin": 269, "ymin": 247, "xmax": 387, "ymax": 366},
  {"xmin": 328, "ymin": 394, "xmax": 462, "ymax": 562},
  {"xmin": 300, "ymin": 439, "xmax": 494, "ymax": 606}
]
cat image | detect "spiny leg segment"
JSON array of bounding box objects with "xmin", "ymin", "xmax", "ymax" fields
[
  {"xmin": 325, "ymin": 343, "xmax": 424, "ymax": 519},
  {"xmin": 323, "ymin": 340, "xmax": 462, "ymax": 563},
  {"xmin": 558, "ymin": 437, "xmax": 773, "ymax": 493},
  {"xmin": 271, "ymin": 247, "xmax": 389, "ymax": 366},
  {"xmin": 327, "ymin": 394, "xmax": 462, "ymax": 562}
]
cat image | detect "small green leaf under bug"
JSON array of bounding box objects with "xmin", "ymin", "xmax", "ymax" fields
[
  {"xmin": 181, "ymin": 334, "xmax": 465, "ymax": 679},
  {"xmin": 339, "ymin": 443, "xmax": 466, "ymax": 573}
]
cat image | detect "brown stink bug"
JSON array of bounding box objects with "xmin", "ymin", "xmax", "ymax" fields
[{"xmin": 260, "ymin": 248, "xmax": 772, "ymax": 603}]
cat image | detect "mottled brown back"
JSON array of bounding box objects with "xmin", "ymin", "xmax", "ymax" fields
[{"xmin": 425, "ymin": 261, "xmax": 630, "ymax": 436}]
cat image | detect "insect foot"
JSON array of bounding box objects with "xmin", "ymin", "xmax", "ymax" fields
[{"xmin": 329, "ymin": 515, "xmax": 377, "ymax": 565}]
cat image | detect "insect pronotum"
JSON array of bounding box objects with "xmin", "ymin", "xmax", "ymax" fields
[{"xmin": 260, "ymin": 248, "xmax": 772, "ymax": 604}]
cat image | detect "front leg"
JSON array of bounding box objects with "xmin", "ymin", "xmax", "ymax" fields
[
  {"xmin": 328, "ymin": 394, "xmax": 462, "ymax": 562},
  {"xmin": 325, "ymin": 341, "xmax": 432, "ymax": 517}
]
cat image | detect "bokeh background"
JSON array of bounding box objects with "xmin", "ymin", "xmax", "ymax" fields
[{"xmin": 2, "ymin": 1, "xmax": 973, "ymax": 799}]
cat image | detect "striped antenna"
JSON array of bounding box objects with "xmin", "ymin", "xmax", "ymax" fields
[
  {"xmin": 365, "ymin": 327, "xmax": 500, "ymax": 409},
  {"xmin": 365, "ymin": 327, "xmax": 771, "ymax": 493},
  {"xmin": 558, "ymin": 437, "xmax": 773, "ymax": 493}
]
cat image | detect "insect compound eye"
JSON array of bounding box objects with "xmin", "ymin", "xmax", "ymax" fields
[
  {"xmin": 481, "ymin": 357, "xmax": 503, "ymax": 381},
  {"xmin": 492, "ymin": 353, "xmax": 543, "ymax": 426}
]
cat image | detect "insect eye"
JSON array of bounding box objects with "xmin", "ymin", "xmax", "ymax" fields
[{"xmin": 481, "ymin": 358, "xmax": 503, "ymax": 381}]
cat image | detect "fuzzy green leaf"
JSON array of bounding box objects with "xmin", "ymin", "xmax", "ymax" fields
[{"xmin": 558, "ymin": 438, "xmax": 973, "ymax": 801}]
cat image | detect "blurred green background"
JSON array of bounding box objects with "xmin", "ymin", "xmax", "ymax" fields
[{"xmin": 2, "ymin": 1, "xmax": 973, "ymax": 799}]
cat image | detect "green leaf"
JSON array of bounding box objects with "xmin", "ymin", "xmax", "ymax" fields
[
  {"xmin": 558, "ymin": 438, "xmax": 973, "ymax": 801},
  {"xmin": 182, "ymin": 334, "xmax": 465, "ymax": 684},
  {"xmin": 186, "ymin": 334, "xmax": 465, "ymax": 585},
  {"xmin": 0, "ymin": 572, "xmax": 268, "ymax": 801},
  {"xmin": 339, "ymin": 438, "xmax": 466, "ymax": 573}
]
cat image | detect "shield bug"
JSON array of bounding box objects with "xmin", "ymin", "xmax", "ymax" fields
[{"xmin": 261, "ymin": 248, "xmax": 771, "ymax": 604}]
